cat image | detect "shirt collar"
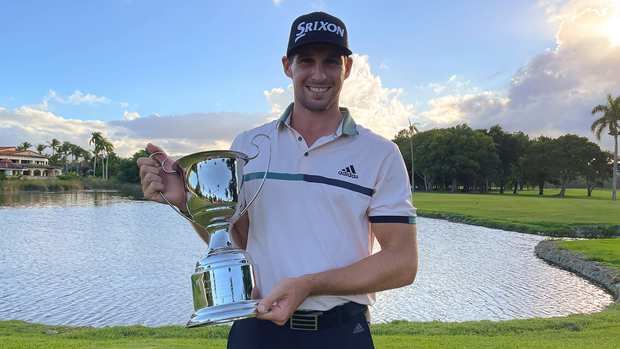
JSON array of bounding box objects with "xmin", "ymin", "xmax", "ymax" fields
[{"xmin": 277, "ymin": 103, "xmax": 359, "ymax": 137}]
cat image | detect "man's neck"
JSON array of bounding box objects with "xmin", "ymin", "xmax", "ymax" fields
[{"xmin": 290, "ymin": 102, "xmax": 343, "ymax": 147}]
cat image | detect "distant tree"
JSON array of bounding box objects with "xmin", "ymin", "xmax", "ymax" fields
[
  {"xmin": 394, "ymin": 128, "xmax": 436, "ymax": 191},
  {"xmin": 89, "ymin": 132, "xmax": 104, "ymax": 178},
  {"xmin": 59, "ymin": 141, "xmax": 72, "ymax": 173},
  {"xmin": 523, "ymin": 136, "xmax": 558, "ymax": 195},
  {"xmin": 101, "ymin": 138, "xmax": 115, "ymax": 180},
  {"xmin": 551, "ymin": 134, "xmax": 599, "ymax": 198},
  {"xmin": 116, "ymin": 150, "xmax": 148, "ymax": 183},
  {"xmin": 507, "ymin": 133, "xmax": 530, "ymax": 194},
  {"xmin": 591, "ymin": 94, "xmax": 620, "ymax": 201},
  {"xmin": 36, "ymin": 144, "xmax": 47, "ymax": 154},
  {"xmin": 47, "ymin": 138, "xmax": 61, "ymax": 157},
  {"xmin": 395, "ymin": 125, "xmax": 499, "ymax": 192},
  {"xmin": 486, "ymin": 125, "xmax": 528, "ymax": 194},
  {"xmin": 16, "ymin": 142, "xmax": 32, "ymax": 151},
  {"xmin": 68, "ymin": 144, "xmax": 86, "ymax": 173},
  {"xmin": 583, "ymin": 149, "xmax": 612, "ymax": 197}
]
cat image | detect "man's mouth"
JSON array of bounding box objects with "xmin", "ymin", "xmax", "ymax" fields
[{"xmin": 306, "ymin": 86, "xmax": 330, "ymax": 93}]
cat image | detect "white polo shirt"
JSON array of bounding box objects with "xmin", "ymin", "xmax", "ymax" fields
[{"xmin": 230, "ymin": 103, "xmax": 416, "ymax": 311}]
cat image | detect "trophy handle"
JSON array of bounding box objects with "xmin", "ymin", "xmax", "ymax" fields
[
  {"xmin": 235, "ymin": 133, "xmax": 272, "ymax": 220},
  {"xmin": 148, "ymin": 151, "xmax": 197, "ymax": 226}
]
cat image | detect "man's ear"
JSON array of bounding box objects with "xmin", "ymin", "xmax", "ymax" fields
[
  {"xmin": 343, "ymin": 56, "xmax": 353, "ymax": 79},
  {"xmin": 282, "ymin": 55, "xmax": 293, "ymax": 78}
]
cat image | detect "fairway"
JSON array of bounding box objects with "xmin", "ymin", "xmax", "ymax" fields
[
  {"xmin": 413, "ymin": 189, "xmax": 620, "ymax": 236},
  {"xmin": 557, "ymin": 239, "xmax": 620, "ymax": 273},
  {"xmin": 2, "ymin": 304, "xmax": 619, "ymax": 348}
]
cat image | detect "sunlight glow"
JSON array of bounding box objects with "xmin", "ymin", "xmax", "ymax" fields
[{"xmin": 605, "ymin": 12, "xmax": 620, "ymax": 46}]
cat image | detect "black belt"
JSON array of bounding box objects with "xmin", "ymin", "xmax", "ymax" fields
[{"xmin": 286, "ymin": 302, "xmax": 368, "ymax": 331}]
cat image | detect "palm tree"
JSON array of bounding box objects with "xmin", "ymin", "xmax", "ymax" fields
[
  {"xmin": 100, "ymin": 138, "xmax": 114, "ymax": 180},
  {"xmin": 60, "ymin": 141, "xmax": 72, "ymax": 173},
  {"xmin": 407, "ymin": 119, "xmax": 419, "ymax": 196},
  {"xmin": 47, "ymin": 138, "xmax": 61, "ymax": 157},
  {"xmin": 80, "ymin": 147, "xmax": 92, "ymax": 175},
  {"xmin": 591, "ymin": 94, "xmax": 620, "ymax": 201},
  {"xmin": 17, "ymin": 142, "xmax": 32, "ymax": 151},
  {"xmin": 69, "ymin": 144, "xmax": 83, "ymax": 173},
  {"xmin": 89, "ymin": 132, "xmax": 103, "ymax": 177},
  {"xmin": 36, "ymin": 144, "xmax": 47, "ymax": 154}
]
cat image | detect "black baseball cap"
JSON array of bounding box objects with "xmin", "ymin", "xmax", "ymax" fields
[{"xmin": 287, "ymin": 11, "xmax": 352, "ymax": 57}]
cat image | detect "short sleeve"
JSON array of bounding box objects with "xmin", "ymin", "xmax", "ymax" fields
[
  {"xmin": 368, "ymin": 143, "xmax": 417, "ymax": 224},
  {"xmin": 230, "ymin": 131, "xmax": 247, "ymax": 153}
]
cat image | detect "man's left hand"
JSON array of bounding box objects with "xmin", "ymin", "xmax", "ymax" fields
[{"xmin": 256, "ymin": 276, "xmax": 313, "ymax": 326}]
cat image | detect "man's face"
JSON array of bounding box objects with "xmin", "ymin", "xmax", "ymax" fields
[{"xmin": 283, "ymin": 44, "xmax": 353, "ymax": 113}]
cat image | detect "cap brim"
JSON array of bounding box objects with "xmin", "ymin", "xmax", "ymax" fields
[{"xmin": 287, "ymin": 41, "xmax": 352, "ymax": 57}]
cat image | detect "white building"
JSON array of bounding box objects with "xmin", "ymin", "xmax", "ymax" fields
[{"xmin": 0, "ymin": 147, "xmax": 62, "ymax": 178}]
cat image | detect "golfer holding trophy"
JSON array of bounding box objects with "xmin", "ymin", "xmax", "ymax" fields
[{"xmin": 138, "ymin": 11, "xmax": 418, "ymax": 349}]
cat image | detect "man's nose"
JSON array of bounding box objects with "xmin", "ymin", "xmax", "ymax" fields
[{"xmin": 310, "ymin": 63, "xmax": 328, "ymax": 81}]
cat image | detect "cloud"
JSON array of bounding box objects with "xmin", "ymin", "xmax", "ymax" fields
[
  {"xmin": 263, "ymin": 54, "xmax": 417, "ymax": 140},
  {"xmin": 42, "ymin": 90, "xmax": 110, "ymax": 108},
  {"xmin": 264, "ymin": 87, "xmax": 291, "ymax": 115},
  {"xmin": 66, "ymin": 90, "xmax": 110, "ymax": 105},
  {"xmin": 422, "ymin": 75, "xmax": 478, "ymax": 96},
  {"xmin": 417, "ymin": 0, "xmax": 620, "ymax": 150},
  {"xmin": 272, "ymin": 0, "xmax": 284, "ymax": 5},
  {"xmin": 420, "ymin": 92, "xmax": 509, "ymax": 128},
  {"xmin": 0, "ymin": 106, "xmax": 270, "ymax": 157},
  {"xmin": 123, "ymin": 111, "xmax": 141, "ymax": 121}
]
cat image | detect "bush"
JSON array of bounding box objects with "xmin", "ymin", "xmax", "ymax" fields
[{"xmin": 58, "ymin": 172, "xmax": 80, "ymax": 180}]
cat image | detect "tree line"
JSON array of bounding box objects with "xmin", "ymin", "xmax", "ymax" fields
[
  {"xmin": 393, "ymin": 94, "xmax": 619, "ymax": 199},
  {"xmin": 13, "ymin": 133, "xmax": 145, "ymax": 184},
  {"xmin": 394, "ymin": 125, "xmax": 611, "ymax": 198}
]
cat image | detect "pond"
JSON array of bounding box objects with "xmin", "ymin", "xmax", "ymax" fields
[{"xmin": 0, "ymin": 191, "xmax": 613, "ymax": 326}]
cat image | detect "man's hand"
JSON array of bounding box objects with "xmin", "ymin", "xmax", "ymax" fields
[
  {"xmin": 136, "ymin": 143, "xmax": 185, "ymax": 209},
  {"xmin": 256, "ymin": 276, "xmax": 313, "ymax": 326}
]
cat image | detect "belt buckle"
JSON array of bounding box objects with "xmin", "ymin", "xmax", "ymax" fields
[{"xmin": 289, "ymin": 311, "xmax": 322, "ymax": 331}]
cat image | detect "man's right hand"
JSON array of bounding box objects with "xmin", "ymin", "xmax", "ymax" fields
[{"xmin": 136, "ymin": 143, "xmax": 186, "ymax": 210}]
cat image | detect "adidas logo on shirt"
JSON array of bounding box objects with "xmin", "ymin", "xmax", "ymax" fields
[{"xmin": 338, "ymin": 165, "xmax": 358, "ymax": 179}]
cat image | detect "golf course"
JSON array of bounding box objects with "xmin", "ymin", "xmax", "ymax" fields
[{"xmin": 1, "ymin": 189, "xmax": 618, "ymax": 349}]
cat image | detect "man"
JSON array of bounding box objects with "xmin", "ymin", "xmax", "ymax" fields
[{"xmin": 138, "ymin": 11, "xmax": 418, "ymax": 349}]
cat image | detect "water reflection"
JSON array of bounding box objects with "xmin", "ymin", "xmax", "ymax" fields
[
  {"xmin": 0, "ymin": 192, "xmax": 614, "ymax": 327},
  {"xmin": 0, "ymin": 191, "xmax": 133, "ymax": 208}
]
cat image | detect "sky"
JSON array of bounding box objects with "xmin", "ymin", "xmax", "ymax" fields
[{"xmin": 1, "ymin": 0, "xmax": 619, "ymax": 157}]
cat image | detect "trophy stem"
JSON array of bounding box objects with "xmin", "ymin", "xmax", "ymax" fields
[{"xmin": 207, "ymin": 228, "xmax": 233, "ymax": 254}]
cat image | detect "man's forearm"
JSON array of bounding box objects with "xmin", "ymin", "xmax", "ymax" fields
[{"xmin": 303, "ymin": 241, "xmax": 418, "ymax": 297}]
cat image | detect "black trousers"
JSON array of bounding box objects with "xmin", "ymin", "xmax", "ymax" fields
[{"xmin": 226, "ymin": 312, "xmax": 375, "ymax": 349}]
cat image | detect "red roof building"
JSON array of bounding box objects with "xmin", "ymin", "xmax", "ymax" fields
[{"xmin": 0, "ymin": 147, "xmax": 62, "ymax": 178}]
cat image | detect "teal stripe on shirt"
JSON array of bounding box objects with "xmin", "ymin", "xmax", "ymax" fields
[{"xmin": 242, "ymin": 171, "xmax": 374, "ymax": 197}]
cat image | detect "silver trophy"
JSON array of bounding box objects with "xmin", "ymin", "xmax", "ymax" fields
[{"xmin": 149, "ymin": 135, "xmax": 270, "ymax": 328}]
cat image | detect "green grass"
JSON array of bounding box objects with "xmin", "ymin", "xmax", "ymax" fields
[
  {"xmin": 413, "ymin": 188, "xmax": 620, "ymax": 237},
  {"xmin": 2, "ymin": 188, "xmax": 618, "ymax": 348},
  {"xmin": 1, "ymin": 304, "xmax": 619, "ymax": 348},
  {"xmin": 556, "ymin": 239, "xmax": 620, "ymax": 273}
]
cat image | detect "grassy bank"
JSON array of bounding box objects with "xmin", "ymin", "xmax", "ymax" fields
[
  {"xmin": 1, "ymin": 303, "xmax": 619, "ymax": 348},
  {"xmin": 413, "ymin": 189, "xmax": 620, "ymax": 237},
  {"xmin": 556, "ymin": 239, "xmax": 620, "ymax": 273},
  {"xmin": 2, "ymin": 189, "xmax": 619, "ymax": 348},
  {"xmin": 0, "ymin": 177, "xmax": 142, "ymax": 198}
]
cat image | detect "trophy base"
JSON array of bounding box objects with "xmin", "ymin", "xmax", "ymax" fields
[{"xmin": 186, "ymin": 300, "xmax": 259, "ymax": 328}]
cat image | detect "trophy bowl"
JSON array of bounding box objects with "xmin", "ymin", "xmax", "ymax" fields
[{"xmin": 160, "ymin": 150, "xmax": 266, "ymax": 328}]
